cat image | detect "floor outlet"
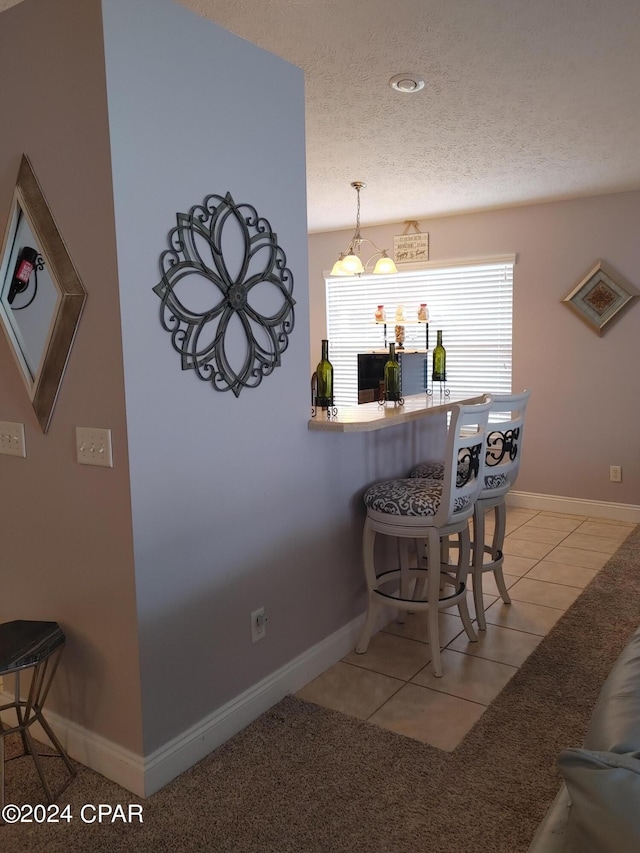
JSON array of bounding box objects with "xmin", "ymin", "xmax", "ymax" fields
[
  {"xmin": 610, "ymin": 465, "xmax": 622, "ymax": 483},
  {"xmin": 0, "ymin": 421, "xmax": 26, "ymax": 457},
  {"xmin": 76, "ymin": 427, "xmax": 113, "ymax": 467},
  {"xmin": 251, "ymin": 607, "xmax": 267, "ymax": 643}
]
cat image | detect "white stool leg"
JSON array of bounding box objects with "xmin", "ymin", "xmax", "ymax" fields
[
  {"xmin": 472, "ymin": 503, "xmax": 487, "ymax": 630},
  {"xmin": 493, "ymin": 501, "xmax": 511, "ymax": 605},
  {"xmin": 357, "ymin": 521, "xmax": 380, "ymax": 654},
  {"xmin": 426, "ymin": 530, "xmax": 443, "ymax": 677},
  {"xmin": 397, "ymin": 538, "xmax": 411, "ymax": 623},
  {"xmin": 457, "ymin": 526, "xmax": 477, "ymax": 642}
]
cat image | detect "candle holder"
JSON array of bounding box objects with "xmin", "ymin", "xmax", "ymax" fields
[{"xmin": 375, "ymin": 305, "xmax": 387, "ymax": 348}]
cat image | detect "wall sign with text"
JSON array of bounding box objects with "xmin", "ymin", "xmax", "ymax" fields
[{"xmin": 393, "ymin": 232, "xmax": 429, "ymax": 264}]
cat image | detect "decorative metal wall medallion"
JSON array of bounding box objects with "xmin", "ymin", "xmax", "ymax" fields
[{"xmin": 154, "ymin": 192, "xmax": 295, "ymax": 396}]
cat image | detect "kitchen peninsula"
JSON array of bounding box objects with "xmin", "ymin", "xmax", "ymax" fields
[{"xmin": 308, "ymin": 392, "xmax": 484, "ymax": 433}]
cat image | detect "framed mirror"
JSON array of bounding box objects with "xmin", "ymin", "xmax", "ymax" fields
[{"xmin": 0, "ymin": 155, "xmax": 86, "ymax": 432}]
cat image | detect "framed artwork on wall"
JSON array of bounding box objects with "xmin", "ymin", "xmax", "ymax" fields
[
  {"xmin": 561, "ymin": 259, "xmax": 639, "ymax": 337},
  {"xmin": 0, "ymin": 155, "xmax": 87, "ymax": 432}
]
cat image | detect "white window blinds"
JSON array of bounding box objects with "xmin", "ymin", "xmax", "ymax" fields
[{"xmin": 325, "ymin": 258, "xmax": 514, "ymax": 407}]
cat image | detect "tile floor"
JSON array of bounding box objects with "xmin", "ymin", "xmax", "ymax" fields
[{"xmin": 295, "ymin": 507, "xmax": 635, "ymax": 751}]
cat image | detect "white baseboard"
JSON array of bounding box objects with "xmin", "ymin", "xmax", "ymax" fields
[
  {"xmin": 142, "ymin": 607, "xmax": 380, "ymax": 796},
  {"xmin": 507, "ymin": 490, "xmax": 640, "ymax": 523},
  {"xmin": 0, "ymin": 694, "xmax": 146, "ymax": 797},
  {"xmin": 2, "ymin": 608, "xmax": 379, "ymax": 798}
]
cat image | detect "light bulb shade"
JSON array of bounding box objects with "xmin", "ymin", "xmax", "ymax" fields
[
  {"xmin": 330, "ymin": 258, "xmax": 348, "ymax": 276},
  {"xmin": 373, "ymin": 255, "xmax": 398, "ymax": 275},
  {"xmin": 341, "ymin": 253, "xmax": 364, "ymax": 274}
]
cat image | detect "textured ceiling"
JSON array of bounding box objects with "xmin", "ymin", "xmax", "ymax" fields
[{"xmin": 3, "ymin": 0, "xmax": 640, "ymax": 232}]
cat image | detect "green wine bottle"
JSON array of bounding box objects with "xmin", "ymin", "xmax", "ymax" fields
[
  {"xmin": 432, "ymin": 330, "xmax": 446, "ymax": 382},
  {"xmin": 384, "ymin": 342, "xmax": 401, "ymax": 402},
  {"xmin": 316, "ymin": 339, "xmax": 333, "ymax": 407}
]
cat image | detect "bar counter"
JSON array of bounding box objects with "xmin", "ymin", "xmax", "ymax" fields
[{"xmin": 308, "ymin": 393, "xmax": 484, "ymax": 433}]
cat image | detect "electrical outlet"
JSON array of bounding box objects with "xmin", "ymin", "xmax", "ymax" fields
[
  {"xmin": 251, "ymin": 607, "xmax": 267, "ymax": 643},
  {"xmin": 610, "ymin": 465, "xmax": 622, "ymax": 483},
  {"xmin": 0, "ymin": 421, "xmax": 26, "ymax": 457},
  {"xmin": 76, "ymin": 427, "xmax": 113, "ymax": 467}
]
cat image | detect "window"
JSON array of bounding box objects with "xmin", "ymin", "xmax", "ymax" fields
[{"xmin": 325, "ymin": 257, "xmax": 514, "ymax": 407}]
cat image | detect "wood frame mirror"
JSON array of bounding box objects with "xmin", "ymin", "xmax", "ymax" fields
[{"xmin": 0, "ymin": 155, "xmax": 86, "ymax": 432}]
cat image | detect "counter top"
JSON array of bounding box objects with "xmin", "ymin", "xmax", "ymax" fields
[{"xmin": 308, "ymin": 393, "xmax": 483, "ymax": 433}]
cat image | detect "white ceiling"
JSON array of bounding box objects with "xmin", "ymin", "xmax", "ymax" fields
[{"xmin": 4, "ymin": 0, "xmax": 640, "ymax": 233}]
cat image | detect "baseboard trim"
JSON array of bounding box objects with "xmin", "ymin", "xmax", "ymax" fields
[
  {"xmin": 2, "ymin": 609, "xmax": 375, "ymax": 798},
  {"xmin": 507, "ymin": 490, "xmax": 640, "ymax": 523},
  {"xmin": 143, "ymin": 609, "xmax": 375, "ymax": 796},
  {"xmin": 0, "ymin": 693, "xmax": 146, "ymax": 797}
]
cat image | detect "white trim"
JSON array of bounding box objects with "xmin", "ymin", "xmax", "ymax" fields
[
  {"xmin": 0, "ymin": 694, "xmax": 146, "ymax": 797},
  {"xmin": 507, "ymin": 490, "xmax": 640, "ymax": 523},
  {"xmin": 142, "ymin": 607, "xmax": 382, "ymax": 795},
  {"xmin": 2, "ymin": 608, "xmax": 384, "ymax": 798}
]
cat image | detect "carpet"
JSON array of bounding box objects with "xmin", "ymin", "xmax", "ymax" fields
[{"xmin": 3, "ymin": 523, "xmax": 639, "ymax": 852}]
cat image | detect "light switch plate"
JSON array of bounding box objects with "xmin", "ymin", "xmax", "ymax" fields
[
  {"xmin": 0, "ymin": 421, "xmax": 26, "ymax": 457},
  {"xmin": 76, "ymin": 427, "xmax": 113, "ymax": 467}
]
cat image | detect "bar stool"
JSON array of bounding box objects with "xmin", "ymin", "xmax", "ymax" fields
[
  {"xmin": 410, "ymin": 390, "xmax": 530, "ymax": 630},
  {"xmin": 356, "ymin": 397, "xmax": 492, "ymax": 677},
  {"xmin": 0, "ymin": 620, "xmax": 76, "ymax": 811}
]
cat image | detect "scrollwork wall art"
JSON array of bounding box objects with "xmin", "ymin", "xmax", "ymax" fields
[{"xmin": 154, "ymin": 192, "xmax": 295, "ymax": 396}]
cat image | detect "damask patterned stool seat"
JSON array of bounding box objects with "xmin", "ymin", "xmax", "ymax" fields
[
  {"xmin": 364, "ymin": 478, "xmax": 471, "ymax": 516},
  {"xmin": 409, "ymin": 390, "xmax": 530, "ymax": 630},
  {"xmin": 356, "ymin": 398, "xmax": 492, "ymax": 678},
  {"xmin": 0, "ymin": 620, "xmax": 76, "ymax": 813}
]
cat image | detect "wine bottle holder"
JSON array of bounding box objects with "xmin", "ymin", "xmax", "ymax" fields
[
  {"xmin": 427, "ymin": 380, "xmax": 450, "ymax": 398},
  {"xmin": 311, "ymin": 398, "xmax": 338, "ymax": 419}
]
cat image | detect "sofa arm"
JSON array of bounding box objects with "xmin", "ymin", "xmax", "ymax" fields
[
  {"xmin": 583, "ymin": 627, "xmax": 640, "ymax": 753},
  {"xmin": 526, "ymin": 785, "xmax": 571, "ymax": 852}
]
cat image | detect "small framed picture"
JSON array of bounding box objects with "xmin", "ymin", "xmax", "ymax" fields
[{"xmin": 561, "ymin": 260, "xmax": 638, "ymax": 337}]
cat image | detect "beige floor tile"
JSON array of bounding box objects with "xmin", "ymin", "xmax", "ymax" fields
[
  {"xmin": 502, "ymin": 537, "xmax": 555, "ymax": 559},
  {"xmin": 465, "ymin": 589, "xmax": 498, "ymax": 621},
  {"xmin": 448, "ymin": 623, "xmax": 543, "ymax": 667},
  {"xmin": 522, "ymin": 515, "xmax": 584, "ymax": 533},
  {"xmin": 383, "ymin": 611, "xmax": 466, "ymax": 647},
  {"xmin": 484, "ymin": 598, "xmax": 564, "ymax": 636},
  {"xmin": 368, "ymin": 682, "xmax": 486, "ymax": 750},
  {"xmin": 343, "ymin": 631, "xmax": 432, "ymax": 681},
  {"xmin": 506, "ymin": 509, "xmax": 539, "ymax": 525},
  {"xmin": 501, "ymin": 554, "xmax": 539, "ymax": 577},
  {"xmin": 411, "ymin": 649, "xmax": 517, "ymax": 705},
  {"xmin": 506, "ymin": 525, "xmax": 569, "ymax": 545},
  {"xmin": 539, "ymin": 511, "xmax": 588, "ymax": 521},
  {"xmin": 476, "ymin": 572, "xmax": 520, "ymax": 597},
  {"xmin": 508, "ymin": 577, "xmax": 581, "ymax": 610},
  {"xmin": 585, "ymin": 518, "xmax": 636, "ymax": 530},
  {"xmin": 575, "ymin": 521, "xmax": 634, "ymax": 540},
  {"xmin": 560, "ymin": 532, "xmax": 622, "ymax": 555},
  {"xmin": 526, "ymin": 560, "xmax": 597, "ymax": 589},
  {"xmin": 543, "ymin": 546, "xmax": 609, "ymax": 571},
  {"xmin": 295, "ymin": 662, "xmax": 402, "ymax": 720}
]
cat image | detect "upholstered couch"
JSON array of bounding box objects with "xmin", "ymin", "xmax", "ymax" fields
[{"xmin": 527, "ymin": 624, "xmax": 640, "ymax": 852}]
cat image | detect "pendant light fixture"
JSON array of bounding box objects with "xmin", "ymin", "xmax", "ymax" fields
[{"xmin": 330, "ymin": 182, "xmax": 397, "ymax": 276}]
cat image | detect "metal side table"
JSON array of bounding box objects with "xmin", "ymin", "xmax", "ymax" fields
[{"xmin": 0, "ymin": 620, "xmax": 76, "ymax": 812}]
